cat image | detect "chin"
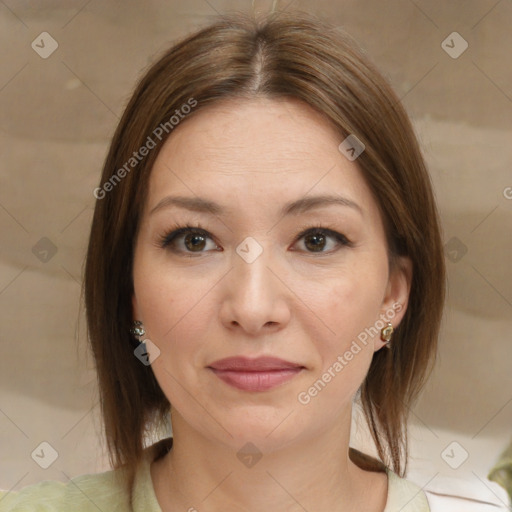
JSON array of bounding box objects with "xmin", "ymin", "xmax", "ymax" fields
[{"xmin": 213, "ymin": 411, "xmax": 305, "ymax": 450}]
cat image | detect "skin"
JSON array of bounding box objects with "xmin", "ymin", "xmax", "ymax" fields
[{"xmin": 132, "ymin": 97, "xmax": 412, "ymax": 512}]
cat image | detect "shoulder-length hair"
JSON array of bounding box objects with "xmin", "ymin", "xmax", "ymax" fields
[{"xmin": 84, "ymin": 9, "xmax": 445, "ymax": 492}]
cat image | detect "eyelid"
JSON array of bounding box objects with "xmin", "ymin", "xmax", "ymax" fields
[
  {"xmin": 292, "ymin": 224, "xmax": 354, "ymax": 252},
  {"xmin": 158, "ymin": 223, "xmax": 218, "ymax": 251}
]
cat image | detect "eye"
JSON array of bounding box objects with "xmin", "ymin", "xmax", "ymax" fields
[
  {"xmin": 159, "ymin": 224, "xmax": 220, "ymax": 254},
  {"xmin": 158, "ymin": 223, "xmax": 353, "ymax": 256},
  {"xmin": 293, "ymin": 226, "xmax": 352, "ymax": 253}
]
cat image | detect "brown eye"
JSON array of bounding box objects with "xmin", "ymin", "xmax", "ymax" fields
[
  {"xmin": 159, "ymin": 226, "xmax": 219, "ymax": 254},
  {"xmin": 184, "ymin": 232, "xmax": 207, "ymax": 252},
  {"xmin": 294, "ymin": 227, "xmax": 352, "ymax": 254},
  {"xmin": 304, "ymin": 232, "xmax": 327, "ymax": 252}
]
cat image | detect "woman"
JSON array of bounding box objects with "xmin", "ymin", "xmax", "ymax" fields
[{"xmin": 0, "ymin": 9, "xmax": 448, "ymax": 511}]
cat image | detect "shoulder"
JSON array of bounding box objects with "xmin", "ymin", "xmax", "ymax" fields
[
  {"xmin": 348, "ymin": 449, "xmax": 430, "ymax": 511},
  {"xmin": 0, "ymin": 469, "xmax": 130, "ymax": 511},
  {"xmin": 423, "ymin": 474, "xmax": 510, "ymax": 511},
  {"xmin": 386, "ymin": 470, "xmax": 510, "ymax": 512},
  {"xmin": 0, "ymin": 438, "xmax": 171, "ymax": 512}
]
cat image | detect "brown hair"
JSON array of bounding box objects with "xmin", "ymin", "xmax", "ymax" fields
[{"xmin": 84, "ymin": 9, "xmax": 445, "ymax": 492}]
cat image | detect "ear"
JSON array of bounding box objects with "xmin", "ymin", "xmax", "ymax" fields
[{"xmin": 374, "ymin": 256, "xmax": 413, "ymax": 351}]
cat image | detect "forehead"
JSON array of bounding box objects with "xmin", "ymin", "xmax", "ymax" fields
[{"xmin": 146, "ymin": 97, "xmax": 378, "ymax": 220}]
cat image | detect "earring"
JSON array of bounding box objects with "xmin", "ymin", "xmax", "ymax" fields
[
  {"xmin": 380, "ymin": 322, "xmax": 394, "ymax": 349},
  {"xmin": 130, "ymin": 320, "xmax": 145, "ymax": 341}
]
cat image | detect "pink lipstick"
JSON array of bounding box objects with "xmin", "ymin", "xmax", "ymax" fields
[{"xmin": 208, "ymin": 356, "xmax": 304, "ymax": 392}]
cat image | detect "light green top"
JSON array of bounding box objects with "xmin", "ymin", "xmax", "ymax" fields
[
  {"xmin": 0, "ymin": 438, "xmax": 430, "ymax": 511},
  {"xmin": 488, "ymin": 439, "xmax": 512, "ymax": 503}
]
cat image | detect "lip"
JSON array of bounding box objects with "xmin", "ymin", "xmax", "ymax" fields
[
  {"xmin": 208, "ymin": 356, "xmax": 305, "ymax": 392},
  {"xmin": 209, "ymin": 356, "xmax": 303, "ymax": 371}
]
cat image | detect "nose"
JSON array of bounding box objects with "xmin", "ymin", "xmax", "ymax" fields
[{"xmin": 219, "ymin": 247, "xmax": 291, "ymax": 335}]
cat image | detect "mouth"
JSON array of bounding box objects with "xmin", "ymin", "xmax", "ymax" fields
[{"xmin": 207, "ymin": 356, "xmax": 305, "ymax": 392}]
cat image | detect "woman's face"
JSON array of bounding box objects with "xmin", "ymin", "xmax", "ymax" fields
[{"xmin": 132, "ymin": 97, "xmax": 411, "ymax": 452}]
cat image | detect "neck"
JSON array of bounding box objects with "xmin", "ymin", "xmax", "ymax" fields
[{"xmin": 151, "ymin": 409, "xmax": 388, "ymax": 512}]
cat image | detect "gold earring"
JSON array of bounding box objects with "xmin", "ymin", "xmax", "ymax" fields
[{"xmin": 380, "ymin": 322, "xmax": 394, "ymax": 349}]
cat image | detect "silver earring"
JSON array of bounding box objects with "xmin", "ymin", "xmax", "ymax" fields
[{"xmin": 130, "ymin": 320, "xmax": 145, "ymax": 341}]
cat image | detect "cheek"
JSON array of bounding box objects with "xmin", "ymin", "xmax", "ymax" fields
[
  {"xmin": 302, "ymin": 254, "xmax": 388, "ymax": 366},
  {"xmin": 133, "ymin": 258, "xmax": 216, "ymax": 364},
  {"xmin": 295, "ymin": 275, "xmax": 385, "ymax": 411},
  {"xmin": 330, "ymin": 263, "xmax": 386, "ymax": 320},
  {"xmin": 330, "ymin": 279, "xmax": 384, "ymax": 340},
  {"xmin": 133, "ymin": 262, "xmax": 215, "ymax": 410}
]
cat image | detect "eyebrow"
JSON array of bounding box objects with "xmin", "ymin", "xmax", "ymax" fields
[{"xmin": 149, "ymin": 194, "xmax": 363, "ymax": 217}]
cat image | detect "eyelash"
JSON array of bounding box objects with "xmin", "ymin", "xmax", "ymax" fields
[{"xmin": 157, "ymin": 222, "xmax": 353, "ymax": 256}]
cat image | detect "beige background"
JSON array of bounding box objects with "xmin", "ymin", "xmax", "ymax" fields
[{"xmin": 0, "ymin": 0, "xmax": 511, "ymax": 505}]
